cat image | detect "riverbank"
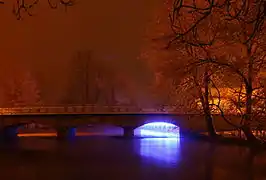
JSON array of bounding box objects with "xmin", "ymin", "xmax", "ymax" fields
[{"xmin": 183, "ymin": 132, "xmax": 266, "ymax": 151}]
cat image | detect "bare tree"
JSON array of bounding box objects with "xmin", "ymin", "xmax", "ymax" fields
[
  {"xmin": 166, "ymin": 0, "xmax": 266, "ymax": 143},
  {"xmin": 63, "ymin": 51, "xmax": 93, "ymax": 105},
  {"xmin": 63, "ymin": 51, "xmax": 113, "ymax": 105},
  {"xmin": 63, "ymin": 51, "xmax": 140, "ymax": 106},
  {"xmin": 157, "ymin": 0, "xmax": 222, "ymax": 136},
  {"xmin": 160, "ymin": 42, "xmax": 225, "ymax": 136}
]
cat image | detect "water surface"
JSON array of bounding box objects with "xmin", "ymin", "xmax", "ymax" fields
[{"xmin": 0, "ymin": 135, "xmax": 266, "ymax": 180}]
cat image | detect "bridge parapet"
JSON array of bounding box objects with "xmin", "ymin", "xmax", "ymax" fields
[{"xmin": 0, "ymin": 105, "xmax": 183, "ymax": 115}]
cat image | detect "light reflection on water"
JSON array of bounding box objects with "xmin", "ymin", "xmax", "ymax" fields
[
  {"xmin": 138, "ymin": 131, "xmax": 181, "ymax": 166},
  {"xmin": 2, "ymin": 129, "xmax": 266, "ymax": 179}
]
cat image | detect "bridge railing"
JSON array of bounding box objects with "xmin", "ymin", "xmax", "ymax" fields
[
  {"xmin": 0, "ymin": 105, "xmax": 195, "ymax": 115},
  {"xmin": 0, "ymin": 105, "xmax": 147, "ymax": 115}
]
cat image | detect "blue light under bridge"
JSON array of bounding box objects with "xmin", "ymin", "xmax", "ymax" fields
[{"xmin": 135, "ymin": 122, "xmax": 180, "ymax": 138}]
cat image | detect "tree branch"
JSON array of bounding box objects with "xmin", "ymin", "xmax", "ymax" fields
[
  {"xmin": 209, "ymin": 103, "xmax": 241, "ymax": 129},
  {"xmin": 12, "ymin": 0, "xmax": 76, "ymax": 20}
]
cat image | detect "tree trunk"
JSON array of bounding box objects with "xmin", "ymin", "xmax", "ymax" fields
[
  {"xmin": 242, "ymin": 84, "xmax": 258, "ymax": 142},
  {"xmin": 205, "ymin": 114, "xmax": 217, "ymax": 137},
  {"xmin": 242, "ymin": 49, "xmax": 258, "ymax": 143},
  {"xmin": 203, "ymin": 70, "xmax": 217, "ymax": 137},
  {"xmin": 242, "ymin": 125, "xmax": 257, "ymax": 142}
]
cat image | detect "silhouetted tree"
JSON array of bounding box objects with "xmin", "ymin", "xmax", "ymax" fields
[
  {"xmin": 150, "ymin": 0, "xmax": 222, "ymax": 136},
  {"xmin": 63, "ymin": 51, "xmax": 97, "ymax": 105},
  {"xmin": 64, "ymin": 51, "xmax": 138, "ymax": 106},
  {"xmin": 165, "ymin": 0, "xmax": 266, "ymax": 143},
  {"xmin": 160, "ymin": 41, "xmax": 225, "ymax": 136}
]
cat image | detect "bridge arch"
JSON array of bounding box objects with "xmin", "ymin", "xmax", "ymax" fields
[{"xmin": 133, "ymin": 122, "xmax": 180, "ymax": 138}]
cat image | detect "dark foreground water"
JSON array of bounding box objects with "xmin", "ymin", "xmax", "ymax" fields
[{"xmin": 0, "ymin": 130, "xmax": 266, "ymax": 180}]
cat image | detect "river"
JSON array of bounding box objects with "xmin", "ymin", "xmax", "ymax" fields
[{"xmin": 0, "ymin": 127, "xmax": 266, "ymax": 180}]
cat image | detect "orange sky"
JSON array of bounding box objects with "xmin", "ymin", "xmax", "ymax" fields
[{"xmin": 0, "ymin": 0, "xmax": 164, "ymax": 104}]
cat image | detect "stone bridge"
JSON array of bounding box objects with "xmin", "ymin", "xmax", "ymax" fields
[{"xmin": 0, "ymin": 105, "xmax": 244, "ymax": 140}]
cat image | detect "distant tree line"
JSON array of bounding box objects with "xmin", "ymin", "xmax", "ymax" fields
[
  {"xmin": 0, "ymin": 70, "xmax": 42, "ymax": 107},
  {"xmin": 62, "ymin": 51, "xmax": 139, "ymax": 106}
]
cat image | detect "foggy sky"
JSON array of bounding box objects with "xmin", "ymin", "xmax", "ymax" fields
[{"xmin": 0, "ymin": 0, "xmax": 163, "ymax": 105}]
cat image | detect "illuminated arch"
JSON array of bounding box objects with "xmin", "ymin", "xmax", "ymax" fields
[{"xmin": 135, "ymin": 122, "xmax": 180, "ymax": 138}]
